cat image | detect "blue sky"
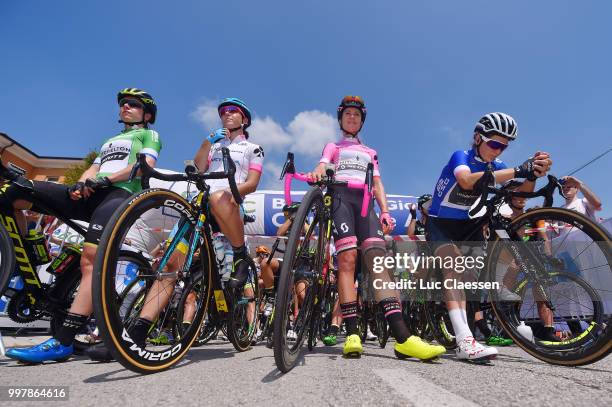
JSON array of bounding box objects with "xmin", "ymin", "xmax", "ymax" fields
[{"xmin": 1, "ymin": 1, "xmax": 610, "ymax": 217}]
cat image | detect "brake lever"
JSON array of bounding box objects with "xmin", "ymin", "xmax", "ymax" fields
[
  {"xmin": 541, "ymin": 174, "xmax": 560, "ymax": 207},
  {"xmin": 134, "ymin": 153, "xmax": 152, "ymax": 189},
  {"xmin": 221, "ymin": 147, "xmax": 242, "ymax": 205},
  {"xmin": 280, "ymin": 152, "xmax": 295, "ymax": 180},
  {"xmin": 468, "ymin": 166, "xmax": 493, "ymax": 217},
  {"xmin": 554, "ymin": 175, "xmax": 567, "ymax": 200},
  {"xmin": 128, "ymin": 162, "xmax": 140, "ymax": 183}
]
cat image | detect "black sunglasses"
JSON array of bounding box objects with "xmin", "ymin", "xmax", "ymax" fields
[{"xmin": 119, "ymin": 98, "xmax": 144, "ymax": 109}]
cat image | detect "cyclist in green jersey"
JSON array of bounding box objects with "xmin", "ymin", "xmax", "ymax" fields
[{"xmin": 5, "ymin": 88, "xmax": 162, "ymax": 364}]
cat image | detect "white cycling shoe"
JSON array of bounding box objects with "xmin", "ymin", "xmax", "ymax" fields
[{"xmin": 455, "ymin": 336, "xmax": 498, "ymax": 362}]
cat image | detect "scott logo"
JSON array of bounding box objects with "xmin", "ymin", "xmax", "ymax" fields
[{"xmin": 0, "ymin": 215, "xmax": 41, "ymax": 287}]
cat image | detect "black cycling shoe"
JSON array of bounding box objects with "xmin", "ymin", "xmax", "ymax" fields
[
  {"xmin": 227, "ymin": 259, "xmax": 250, "ymax": 289},
  {"xmin": 540, "ymin": 327, "xmax": 561, "ymax": 342},
  {"xmin": 86, "ymin": 343, "xmax": 115, "ymax": 362}
]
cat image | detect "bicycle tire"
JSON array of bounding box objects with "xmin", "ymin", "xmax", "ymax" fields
[
  {"xmin": 176, "ymin": 271, "xmax": 219, "ymax": 347},
  {"xmin": 92, "ymin": 188, "xmax": 212, "ymax": 374},
  {"xmin": 226, "ymin": 259, "xmax": 260, "ymax": 352},
  {"xmin": 490, "ymin": 207, "xmax": 612, "ymax": 366},
  {"xmin": 274, "ymin": 187, "xmax": 323, "ymax": 372},
  {"xmin": 375, "ymin": 305, "xmax": 389, "ymax": 348},
  {"xmin": 0, "ymin": 221, "xmax": 16, "ymax": 298}
]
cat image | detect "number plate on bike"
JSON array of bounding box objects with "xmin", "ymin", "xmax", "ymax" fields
[{"xmin": 214, "ymin": 290, "xmax": 228, "ymax": 312}]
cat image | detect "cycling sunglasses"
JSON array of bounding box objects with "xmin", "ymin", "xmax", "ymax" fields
[
  {"xmin": 342, "ymin": 95, "xmax": 364, "ymax": 105},
  {"xmin": 219, "ymin": 105, "xmax": 244, "ymax": 116},
  {"xmin": 479, "ymin": 134, "xmax": 508, "ymax": 151},
  {"xmin": 119, "ymin": 98, "xmax": 144, "ymax": 109}
]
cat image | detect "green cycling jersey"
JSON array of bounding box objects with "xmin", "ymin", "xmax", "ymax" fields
[{"xmin": 94, "ymin": 128, "xmax": 162, "ymax": 193}]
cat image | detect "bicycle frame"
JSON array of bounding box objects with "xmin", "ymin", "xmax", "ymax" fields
[{"xmin": 0, "ymin": 179, "xmax": 87, "ymax": 300}]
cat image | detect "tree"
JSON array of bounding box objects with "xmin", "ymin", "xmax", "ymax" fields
[{"xmin": 63, "ymin": 151, "xmax": 98, "ymax": 185}]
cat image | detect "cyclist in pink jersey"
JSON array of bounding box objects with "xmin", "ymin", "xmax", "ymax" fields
[{"xmin": 308, "ymin": 96, "xmax": 445, "ymax": 360}]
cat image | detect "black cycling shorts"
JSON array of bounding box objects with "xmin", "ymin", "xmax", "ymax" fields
[
  {"xmin": 30, "ymin": 181, "xmax": 131, "ymax": 245},
  {"xmin": 329, "ymin": 186, "xmax": 384, "ymax": 253},
  {"xmin": 426, "ymin": 216, "xmax": 485, "ymax": 253}
]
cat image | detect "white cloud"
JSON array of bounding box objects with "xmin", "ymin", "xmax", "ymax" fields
[
  {"xmin": 286, "ymin": 111, "xmax": 338, "ymax": 156},
  {"xmin": 191, "ymin": 101, "xmax": 338, "ymax": 156},
  {"xmin": 262, "ymin": 161, "xmax": 285, "ymax": 189},
  {"xmin": 190, "ymin": 100, "xmax": 220, "ymax": 131},
  {"xmin": 249, "ymin": 116, "xmax": 291, "ymax": 149}
]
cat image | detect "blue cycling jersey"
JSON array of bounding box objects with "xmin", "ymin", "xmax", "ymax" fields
[{"xmin": 429, "ymin": 148, "xmax": 506, "ymax": 219}]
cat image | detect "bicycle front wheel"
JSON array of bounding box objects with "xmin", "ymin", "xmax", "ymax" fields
[
  {"xmin": 92, "ymin": 188, "xmax": 212, "ymax": 374},
  {"xmin": 489, "ymin": 207, "xmax": 612, "ymax": 366},
  {"xmin": 274, "ymin": 187, "xmax": 324, "ymax": 373}
]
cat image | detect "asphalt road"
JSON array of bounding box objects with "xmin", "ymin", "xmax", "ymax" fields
[{"xmin": 0, "ymin": 335, "xmax": 610, "ymax": 407}]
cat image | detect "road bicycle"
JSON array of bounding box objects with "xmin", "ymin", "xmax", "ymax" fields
[
  {"xmin": 92, "ymin": 150, "xmax": 260, "ymax": 373},
  {"xmin": 273, "ymin": 152, "xmax": 375, "ymax": 372},
  {"xmin": 422, "ymin": 168, "xmax": 611, "ymax": 366},
  {"xmin": 0, "ymin": 160, "xmax": 145, "ymax": 353}
]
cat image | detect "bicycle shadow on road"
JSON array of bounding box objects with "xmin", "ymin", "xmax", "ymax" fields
[
  {"xmin": 495, "ymin": 352, "xmax": 612, "ymax": 373},
  {"xmin": 182, "ymin": 345, "xmax": 237, "ymax": 363},
  {"xmin": 259, "ymin": 347, "xmax": 343, "ymax": 383},
  {"xmin": 82, "ymin": 352, "xmax": 205, "ymax": 383}
]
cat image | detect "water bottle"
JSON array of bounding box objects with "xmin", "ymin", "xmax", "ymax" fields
[
  {"xmin": 263, "ymin": 302, "xmax": 273, "ymax": 317},
  {"xmin": 517, "ymin": 321, "xmax": 534, "ymax": 342}
]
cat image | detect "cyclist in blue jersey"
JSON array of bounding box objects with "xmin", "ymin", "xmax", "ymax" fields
[{"xmin": 427, "ymin": 112, "xmax": 552, "ymax": 362}]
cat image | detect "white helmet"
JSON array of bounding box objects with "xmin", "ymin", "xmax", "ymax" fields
[{"xmin": 474, "ymin": 112, "xmax": 518, "ymax": 140}]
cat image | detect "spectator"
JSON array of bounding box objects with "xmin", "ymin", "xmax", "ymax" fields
[
  {"xmin": 560, "ymin": 176, "xmax": 602, "ymax": 222},
  {"xmin": 407, "ymin": 194, "xmax": 431, "ymax": 238}
]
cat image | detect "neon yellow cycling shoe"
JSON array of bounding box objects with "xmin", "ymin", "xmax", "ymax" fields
[
  {"xmin": 394, "ymin": 335, "xmax": 446, "ymax": 361},
  {"xmin": 343, "ymin": 334, "xmax": 363, "ymax": 358}
]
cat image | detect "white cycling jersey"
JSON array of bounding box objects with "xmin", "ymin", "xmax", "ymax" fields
[{"xmin": 207, "ymin": 134, "xmax": 264, "ymax": 193}]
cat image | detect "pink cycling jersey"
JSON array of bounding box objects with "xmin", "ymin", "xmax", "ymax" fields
[{"xmin": 319, "ymin": 137, "xmax": 381, "ymax": 183}]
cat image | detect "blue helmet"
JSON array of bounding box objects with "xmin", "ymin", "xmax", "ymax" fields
[{"xmin": 218, "ymin": 97, "xmax": 252, "ymax": 130}]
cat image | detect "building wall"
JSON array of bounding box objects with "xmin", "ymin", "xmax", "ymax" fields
[{"xmin": 1, "ymin": 147, "xmax": 80, "ymax": 183}]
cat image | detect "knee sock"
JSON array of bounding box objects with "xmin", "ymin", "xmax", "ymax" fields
[
  {"xmin": 56, "ymin": 313, "xmax": 89, "ymax": 346},
  {"xmin": 128, "ymin": 318, "xmax": 153, "ymax": 348},
  {"xmin": 448, "ymin": 308, "xmax": 472, "ymax": 343},
  {"xmin": 340, "ymin": 301, "xmax": 359, "ymax": 336},
  {"xmin": 379, "ymin": 297, "xmax": 410, "ymax": 343}
]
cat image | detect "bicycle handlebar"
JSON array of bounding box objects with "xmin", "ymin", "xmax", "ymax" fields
[
  {"xmin": 129, "ymin": 147, "xmax": 243, "ymax": 205},
  {"xmin": 279, "ymin": 152, "xmax": 373, "ymax": 217},
  {"xmin": 468, "ymin": 166, "xmax": 565, "ymax": 218}
]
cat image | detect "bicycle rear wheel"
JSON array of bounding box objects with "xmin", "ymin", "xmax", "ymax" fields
[
  {"xmin": 274, "ymin": 187, "xmax": 324, "ymax": 372},
  {"xmin": 226, "ymin": 260, "xmax": 260, "ymax": 351},
  {"xmin": 92, "ymin": 188, "xmax": 212, "ymax": 374},
  {"xmin": 489, "ymin": 207, "xmax": 612, "ymax": 366},
  {"xmin": 375, "ymin": 304, "xmax": 389, "ymax": 348}
]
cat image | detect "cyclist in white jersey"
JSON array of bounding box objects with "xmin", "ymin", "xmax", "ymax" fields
[{"xmin": 88, "ymin": 97, "xmax": 263, "ymax": 362}]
